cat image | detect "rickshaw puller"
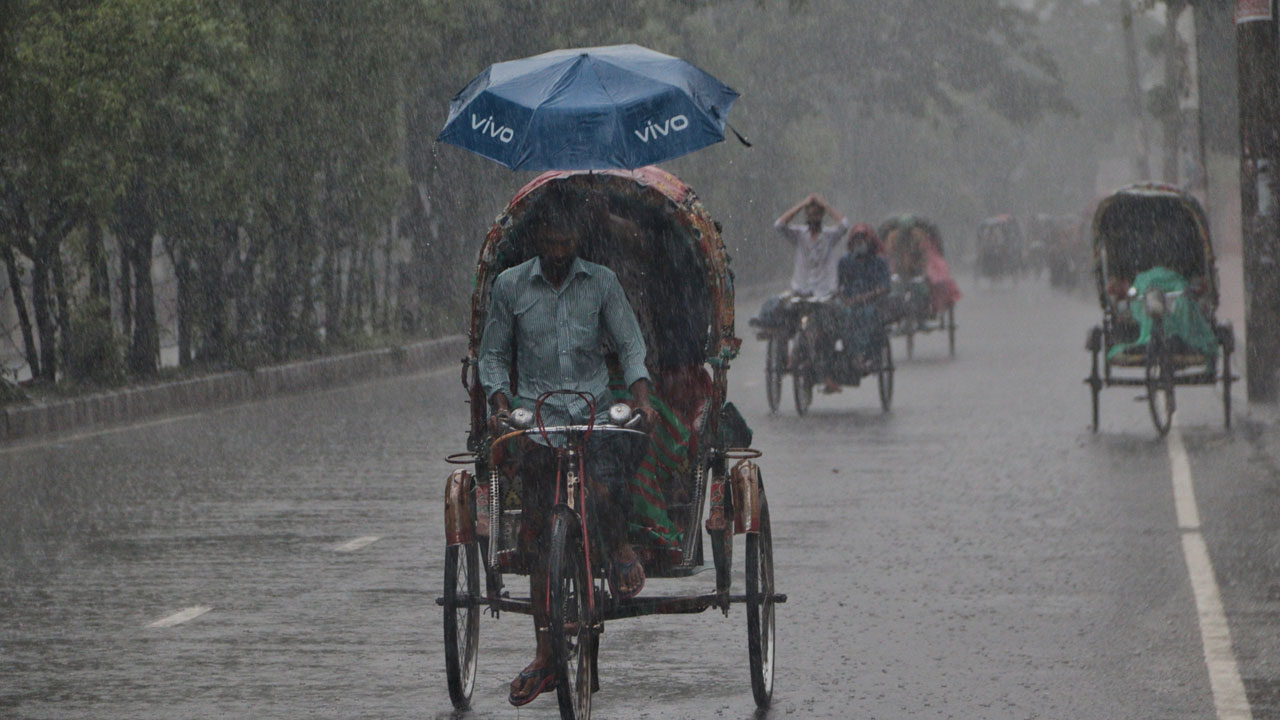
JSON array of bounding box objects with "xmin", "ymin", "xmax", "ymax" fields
[{"xmin": 477, "ymin": 190, "xmax": 659, "ymax": 706}]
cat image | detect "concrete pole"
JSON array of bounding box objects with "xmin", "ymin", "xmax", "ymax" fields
[
  {"xmin": 1122, "ymin": 0, "xmax": 1153, "ymax": 180},
  {"xmin": 1236, "ymin": 0, "xmax": 1280, "ymax": 401},
  {"xmin": 1162, "ymin": 1, "xmax": 1185, "ymax": 185}
]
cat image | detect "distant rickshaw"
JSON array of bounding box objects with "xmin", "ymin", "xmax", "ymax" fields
[
  {"xmin": 1084, "ymin": 183, "xmax": 1235, "ymax": 436},
  {"xmin": 878, "ymin": 215, "xmax": 961, "ymax": 358},
  {"xmin": 974, "ymin": 214, "xmax": 1025, "ymax": 284},
  {"xmin": 754, "ymin": 294, "xmax": 894, "ymax": 416}
]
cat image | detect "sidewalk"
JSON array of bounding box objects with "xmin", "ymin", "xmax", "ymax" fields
[{"xmin": 0, "ymin": 335, "xmax": 467, "ymax": 443}]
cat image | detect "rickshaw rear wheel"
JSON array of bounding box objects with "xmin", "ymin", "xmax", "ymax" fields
[
  {"xmin": 947, "ymin": 306, "xmax": 956, "ymax": 357},
  {"xmin": 1144, "ymin": 339, "xmax": 1175, "ymax": 437},
  {"xmin": 443, "ymin": 541, "xmax": 480, "ymax": 710},
  {"xmin": 765, "ymin": 337, "xmax": 784, "ymax": 413},
  {"xmin": 746, "ymin": 492, "xmax": 775, "ymax": 708},
  {"xmin": 549, "ymin": 509, "xmax": 595, "ymax": 720},
  {"xmin": 877, "ymin": 337, "xmax": 893, "ymax": 412},
  {"xmin": 1222, "ymin": 346, "xmax": 1233, "ymax": 429}
]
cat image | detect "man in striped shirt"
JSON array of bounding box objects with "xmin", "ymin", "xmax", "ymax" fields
[{"xmin": 479, "ymin": 190, "xmax": 658, "ymax": 706}]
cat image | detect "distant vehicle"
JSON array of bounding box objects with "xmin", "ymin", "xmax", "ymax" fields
[
  {"xmin": 974, "ymin": 214, "xmax": 1025, "ymax": 284},
  {"xmin": 753, "ymin": 294, "xmax": 894, "ymax": 416},
  {"xmin": 1084, "ymin": 183, "xmax": 1235, "ymax": 436},
  {"xmin": 878, "ymin": 215, "xmax": 960, "ymax": 359}
]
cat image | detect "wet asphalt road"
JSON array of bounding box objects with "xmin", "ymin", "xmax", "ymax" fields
[{"xmin": 2, "ymin": 276, "xmax": 1279, "ymax": 719}]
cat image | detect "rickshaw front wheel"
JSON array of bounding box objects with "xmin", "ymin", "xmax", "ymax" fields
[
  {"xmin": 549, "ymin": 509, "xmax": 595, "ymax": 720},
  {"xmin": 443, "ymin": 541, "xmax": 480, "ymax": 709},
  {"xmin": 765, "ymin": 337, "xmax": 785, "ymax": 413},
  {"xmin": 1144, "ymin": 340, "xmax": 1175, "ymax": 437},
  {"xmin": 877, "ymin": 337, "xmax": 894, "ymax": 412},
  {"xmin": 792, "ymin": 332, "xmax": 815, "ymax": 416},
  {"xmin": 746, "ymin": 492, "xmax": 776, "ymax": 707}
]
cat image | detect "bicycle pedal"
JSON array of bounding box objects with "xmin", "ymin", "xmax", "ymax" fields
[{"xmin": 1134, "ymin": 395, "xmax": 1148, "ymax": 403}]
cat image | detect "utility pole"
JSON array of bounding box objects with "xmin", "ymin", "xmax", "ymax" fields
[
  {"xmin": 1162, "ymin": 0, "xmax": 1187, "ymax": 185},
  {"xmin": 1123, "ymin": 0, "xmax": 1153, "ymax": 180},
  {"xmin": 1236, "ymin": 0, "xmax": 1280, "ymax": 401}
]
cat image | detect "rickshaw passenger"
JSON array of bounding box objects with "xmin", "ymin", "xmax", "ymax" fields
[
  {"xmin": 775, "ymin": 193, "xmax": 850, "ymax": 297},
  {"xmin": 751, "ymin": 193, "xmax": 850, "ymax": 328},
  {"xmin": 836, "ymin": 224, "xmax": 891, "ymax": 373},
  {"xmin": 477, "ymin": 190, "xmax": 660, "ymax": 707}
]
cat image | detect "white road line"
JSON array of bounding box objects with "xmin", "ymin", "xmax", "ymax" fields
[
  {"xmin": 147, "ymin": 605, "xmax": 213, "ymax": 628},
  {"xmin": 333, "ymin": 535, "xmax": 381, "ymax": 552},
  {"xmin": 1168, "ymin": 425, "xmax": 1253, "ymax": 720}
]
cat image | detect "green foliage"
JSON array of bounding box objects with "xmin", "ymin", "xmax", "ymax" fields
[{"xmin": 1, "ymin": 0, "xmax": 1091, "ymax": 392}]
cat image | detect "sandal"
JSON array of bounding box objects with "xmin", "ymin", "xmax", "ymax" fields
[
  {"xmin": 508, "ymin": 665, "xmax": 556, "ymax": 706},
  {"xmin": 609, "ymin": 557, "xmax": 646, "ymax": 600}
]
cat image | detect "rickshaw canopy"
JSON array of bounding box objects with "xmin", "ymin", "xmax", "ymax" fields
[
  {"xmin": 1091, "ymin": 183, "xmax": 1217, "ymax": 307},
  {"xmin": 466, "ymin": 167, "xmax": 739, "ymax": 437}
]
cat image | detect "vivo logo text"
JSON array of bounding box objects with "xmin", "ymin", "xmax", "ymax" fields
[
  {"xmin": 471, "ymin": 114, "xmax": 514, "ymax": 144},
  {"xmin": 634, "ymin": 114, "xmax": 689, "ymax": 143}
]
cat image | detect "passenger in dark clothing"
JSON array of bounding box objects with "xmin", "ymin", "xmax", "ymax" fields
[{"xmin": 836, "ymin": 224, "xmax": 891, "ymax": 370}]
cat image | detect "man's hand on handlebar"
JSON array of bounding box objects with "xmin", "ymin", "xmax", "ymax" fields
[
  {"xmin": 488, "ymin": 391, "xmax": 512, "ymax": 434},
  {"xmin": 633, "ymin": 401, "xmax": 659, "ymax": 431}
]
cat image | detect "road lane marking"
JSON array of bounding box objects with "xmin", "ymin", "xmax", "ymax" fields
[
  {"xmin": 1168, "ymin": 426, "xmax": 1253, "ymax": 720},
  {"xmin": 147, "ymin": 606, "xmax": 213, "ymax": 628},
  {"xmin": 333, "ymin": 535, "xmax": 381, "ymax": 552}
]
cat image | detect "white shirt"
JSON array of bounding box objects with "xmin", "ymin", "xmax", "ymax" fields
[{"xmin": 776, "ymin": 217, "xmax": 851, "ymax": 297}]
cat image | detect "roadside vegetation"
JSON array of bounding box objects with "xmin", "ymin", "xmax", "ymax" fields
[{"xmin": 6, "ymin": 0, "xmax": 1160, "ymax": 406}]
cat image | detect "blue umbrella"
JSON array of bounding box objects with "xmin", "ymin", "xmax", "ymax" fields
[{"xmin": 437, "ymin": 44, "xmax": 741, "ymax": 171}]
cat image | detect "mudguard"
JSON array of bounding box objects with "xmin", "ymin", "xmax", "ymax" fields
[
  {"xmin": 444, "ymin": 469, "xmax": 475, "ymax": 545},
  {"xmin": 730, "ymin": 460, "xmax": 764, "ymax": 534}
]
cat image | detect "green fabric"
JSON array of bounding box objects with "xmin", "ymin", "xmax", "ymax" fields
[
  {"xmin": 1107, "ymin": 266, "xmax": 1218, "ymax": 360},
  {"xmin": 608, "ymin": 379, "xmax": 688, "ymax": 561}
]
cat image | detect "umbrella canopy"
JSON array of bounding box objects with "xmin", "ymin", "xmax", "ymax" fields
[{"xmin": 437, "ymin": 44, "xmax": 740, "ymax": 171}]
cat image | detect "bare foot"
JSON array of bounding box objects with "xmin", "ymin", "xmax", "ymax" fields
[
  {"xmin": 509, "ymin": 658, "xmax": 555, "ymax": 706},
  {"xmin": 611, "ymin": 545, "xmax": 645, "ymax": 599}
]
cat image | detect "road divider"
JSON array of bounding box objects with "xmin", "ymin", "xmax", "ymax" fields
[{"xmin": 0, "ymin": 335, "xmax": 467, "ymax": 443}]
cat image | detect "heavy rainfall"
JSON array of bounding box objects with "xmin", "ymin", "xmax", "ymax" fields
[{"xmin": 2, "ymin": 1, "xmax": 1280, "ymax": 719}]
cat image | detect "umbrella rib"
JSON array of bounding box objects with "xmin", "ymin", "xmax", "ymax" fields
[{"xmin": 584, "ymin": 57, "xmax": 631, "ymax": 167}]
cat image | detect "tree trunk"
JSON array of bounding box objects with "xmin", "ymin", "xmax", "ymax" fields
[
  {"xmin": 118, "ymin": 239, "xmax": 133, "ymax": 343},
  {"xmin": 117, "ymin": 184, "xmax": 159, "ymax": 377},
  {"xmin": 85, "ymin": 218, "xmax": 111, "ymax": 306},
  {"xmin": 51, "ymin": 246, "xmax": 73, "ymax": 373},
  {"xmin": 321, "ymin": 234, "xmax": 342, "ymax": 343},
  {"xmin": 164, "ymin": 238, "xmax": 193, "ymax": 368},
  {"xmin": 381, "ymin": 220, "xmax": 394, "ymax": 332},
  {"xmin": 127, "ymin": 234, "xmax": 159, "ymax": 377},
  {"xmin": 2, "ymin": 243, "xmax": 39, "ymax": 377},
  {"xmin": 30, "ymin": 256, "xmax": 56, "ymax": 382}
]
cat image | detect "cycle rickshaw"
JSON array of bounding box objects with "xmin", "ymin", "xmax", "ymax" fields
[
  {"xmin": 753, "ymin": 294, "xmax": 894, "ymax": 416},
  {"xmin": 879, "ymin": 215, "xmax": 961, "ymax": 358},
  {"xmin": 974, "ymin": 214, "xmax": 1025, "ymax": 284},
  {"xmin": 438, "ymin": 167, "xmax": 781, "ymax": 719},
  {"xmin": 1084, "ymin": 183, "xmax": 1235, "ymax": 436}
]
